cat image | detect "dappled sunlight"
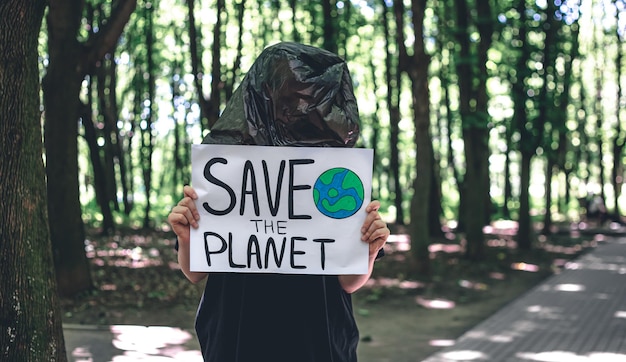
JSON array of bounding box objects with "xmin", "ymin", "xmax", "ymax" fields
[
  {"xmin": 415, "ymin": 296, "xmax": 456, "ymax": 309},
  {"xmin": 484, "ymin": 219, "xmax": 518, "ymax": 235},
  {"xmin": 438, "ymin": 350, "xmax": 488, "ymax": 360},
  {"xmin": 461, "ymin": 320, "xmax": 540, "ymax": 343},
  {"xmin": 540, "ymin": 244, "xmax": 582, "ymax": 255},
  {"xmin": 458, "ymin": 279, "xmax": 488, "ymax": 291},
  {"xmin": 365, "ymin": 277, "xmax": 424, "ymax": 290},
  {"xmin": 429, "ymin": 339, "xmax": 456, "ymax": 347},
  {"xmin": 564, "ymin": 252, "xmax": 626, "ymax": 274},
  {"xmin": 511, "ymin": 262, "xmax": 540, "ymax": 272},
  {"xmin": 68, "ymin": 325, "xmax": 203, "ymax": 362},
  {"xmin": 429, "ymin": 243, "xmax": 463, "ymax": 254},
  {"xmin": 85, "ymin": 236, "xmax": 175, "ymax": 269},
  {"xmin": 516, "ymin": 351, "xmax": 626, "ymax": 361},
  {"xmin": 385, "ymin": 233, "xmax": 410, "ymax": 252},
  {"xmin": 486, "ymin": 238, "xmax": 517, "ymax": 248},
  {"xmin": 554, "ymin": 283, "xmax": 585, "ymax": 292},
  {"xmin": 526, "ymin": 305, "xmax": 562, "ymax": 319},
  {"xmin": 421, "ymin": 237, "xmax": 626, "ymax": 362},
  {"xmin": 110, "ymin": 325, "xmax": 202, "ymax": 361}
]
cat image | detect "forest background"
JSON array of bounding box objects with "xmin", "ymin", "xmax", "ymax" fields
[{"xmin": 1, "ymin": 0, "xmax": 625, "ymax": 360}]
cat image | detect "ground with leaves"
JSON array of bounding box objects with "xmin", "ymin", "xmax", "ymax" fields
[{"xmin": 60, "ymin": 222, "xmax": 609, "ymax": 361}]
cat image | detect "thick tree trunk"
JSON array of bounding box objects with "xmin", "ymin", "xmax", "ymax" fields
[
  {"xmin": 463, "ymin": 127, "xmax": 488, "ymax": 260},
  {"xmin": 454, "ymin": 0, "xmax": 487, "ymax": 260},
  {"xmin": 0, "ymin": 1, "xmax": 67, "ymax": 360},
  {"xmin": 395, "ymin": 0, "xmax": 432, "ymax": 275},
  {"xmin": 43, "ymin": 0, "xmax": 136, "ymax": 296},
  {"xmin": 42, "ymin": 6, "xmax": 93, "ymax": 294}
]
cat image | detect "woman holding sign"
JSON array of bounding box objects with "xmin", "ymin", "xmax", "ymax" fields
[{"xmin": 168, "ymin": 42, "xmax": 389, "ymax": 362}]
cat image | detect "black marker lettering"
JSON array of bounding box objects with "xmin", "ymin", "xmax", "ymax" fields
[
  {"xmin": 288, "ymin": 159, "xmax": 314, "ymax": 220},
  {"xmin": 240, "ymin": 160, "xmax": 260, "ymax": 216},
  {"xmin": 203, "ymin": 158, "xmax": 236, "ymax": 216},
  {"xmin": 313, "ymin": 238, "xmax": 335, "ymax": 270},
  {"xmin": 247, "ymin": 235, "xmax": 262, "ymax": 268},
  {"xmin": 290, "ymin": 236, "xmax": 307, "ymax": 269},
  {"xmin": 204, "ymin": 232, "xmax": 227, "ymax": 267},
  {"xmin": 265, "ymin": 237, "xmax": 287, "ymax": 268},
  {"xmin": 263, "ymin": 160, "xmax": 285, "ymax": 216},
  {"xmin": 227, "ymin": 233, "xmax": 245, "ymax": 268}
]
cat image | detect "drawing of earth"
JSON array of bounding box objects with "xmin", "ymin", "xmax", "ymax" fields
[{"xmin": 313, "ymin": 167, "xmax": 364, "ymax": 219}]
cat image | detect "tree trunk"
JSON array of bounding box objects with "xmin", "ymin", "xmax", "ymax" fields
[
  {"xmin": 81, "ymin": 102, "xmax": 115, "ymax": 234},
  {"xmin": 463, "ymin": 127, "xmax": 487, "ymax": 259},
  {"xmin": 539, "ymin": 0, "xmax": 558, "ymax": 234},
  {"xmin": 454, "ymin": 0, "xmax": 487, "ymax": 260},
  {"xmin": 142, "ymin": 3, "xmax": 155, "ymax": 229},
  {"xmin": 187, "ymin": 0, "xmax": 210, "ymax": 131},
  {"xmin": 613, "ymin": 17, "xmax": 624, "ymax": 216},
  {"xmin": 43, "ymin": 0, "xmax": 93, "ymax": 296},
  {"xmin": 322, "ymin": 0, "xmax": 338, "ymax": 54},
  {"xmin": 543, "ymin": 159, "xmax": 555, "ymax": 234},
  {"xmin": 518, "ymin": 151, "xmax": 533, "ymax": 250},
  {"xmin": 513, "ymin": 0, "xmax": 533, "ymax": 251},
  {"xmin": 503, "ymin": 127, "xmax": 513, "ymax": 219},
  {"xmin": 0, "ymin": 1, "xmax": 67, "ymax": 359},
  {"xmin": 43, "ymin": 0, "xmax": 136, "ymax": 296},
  {"xmin": 475, "ymin": 0, "xmax": 494, "ymax": 228},
  {"xmin": 208, "ymin": 0, "xmax": 225, "ymax": 129},
  {"xmin": 390, "ymin": 0, "xmax": 406, "ymax": 225},
  {"xmin": 394, "ymin": 0, "xmax": 432, "ymax": 274}
]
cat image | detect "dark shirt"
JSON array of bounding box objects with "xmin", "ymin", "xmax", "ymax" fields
[{"xmin": 195, "ymin": 273, "xmax": 359, "ymax": 362}]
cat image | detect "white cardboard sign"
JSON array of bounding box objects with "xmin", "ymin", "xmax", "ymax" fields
[{"xmin": 189, "ymin": 144, "xmax": 373, "ymax": 275}]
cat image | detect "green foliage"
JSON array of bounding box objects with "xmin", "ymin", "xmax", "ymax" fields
[{"xmin": 38, "ymin": 0, "xmax": 626, "ymax": 241}]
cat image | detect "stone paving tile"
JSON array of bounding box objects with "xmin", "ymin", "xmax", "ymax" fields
[{"xmin": 422, "ymin": 237, "xmax": 626, "ymax": 362}]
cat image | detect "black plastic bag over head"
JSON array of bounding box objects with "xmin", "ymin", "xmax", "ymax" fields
[{"xmin": 203, "ymin": 42, "xmax": 360, "ymax": 147}]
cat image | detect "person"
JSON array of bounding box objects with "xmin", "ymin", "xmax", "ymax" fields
[{"xmin": 168, "ymin": 42, "xmax": 390, "ymax": 362}]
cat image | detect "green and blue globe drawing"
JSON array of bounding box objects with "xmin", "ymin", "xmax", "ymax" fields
[{"xmin": 313, "ymin": 168, "xmax": 365, "ymax": 219}]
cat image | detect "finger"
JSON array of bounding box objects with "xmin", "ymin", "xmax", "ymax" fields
[
  {"xmin": 183, "ymin": 185, "xmax": 198, "ymax": 200},
  {"xmin": 171, "ymin": 205, "xmax": 199, "ymax": 228},
  {"xmin": 361, "ymin": 208, "xmax": 381, "ymax": 234},
  {"xmin": 367, "ymin": 226, "xmax": 390, "ymax": 244},
  {"xmin": 178, "ymin": 196, "xmax": 200, "ymax": 222},
  {"xmin": 168, "ymin": 211, "xmax": 191, "ymax": 228},
  {"xmin": 362, "ymin": 219, "xmax": 386, "ymax": 241},
  {"xmin": 369, "ymin": 239, "xmax": 386, "ymax": 254},
  {"xmin": 366, "ymin": 200, "xmax": 381, "ymax": 213}
]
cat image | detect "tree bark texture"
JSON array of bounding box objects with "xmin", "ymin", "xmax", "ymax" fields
[{"xmin": 0, "ymin": 1, "xmax": 67, "ymax": 360}]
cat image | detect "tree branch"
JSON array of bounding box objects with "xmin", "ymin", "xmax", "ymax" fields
[{"xmin": 81, "ymin": 0, "xmax": 137, "ymax": 76}]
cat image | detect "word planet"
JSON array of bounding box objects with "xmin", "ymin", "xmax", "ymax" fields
[{"xmin": 313, "ymin": 168, "xmax": 364, "ymax": 219}]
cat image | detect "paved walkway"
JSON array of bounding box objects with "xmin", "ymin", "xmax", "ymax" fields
[
  {"xmin": 64, "ymin": 236, "xmax": 626, "ymax": 362},
  {"xmin": 422, "ymin": 236, "xmax": 626, "ymax": 362},
  {"xmin": 64, "ymin": 324, "xmax": 203, "ymax": 361}
]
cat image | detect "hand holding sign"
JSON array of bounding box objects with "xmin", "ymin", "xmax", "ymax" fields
[
  {"xmin": 361, "ymin": 200, "xmax": 390, "ymax": 256},
  {"xmin": 188, "ymin": 144, "xmax": 375, "ymax": 275},
  {"xmin": 168, "ymin": 186, "xmax": 200, "ymax": 240}
]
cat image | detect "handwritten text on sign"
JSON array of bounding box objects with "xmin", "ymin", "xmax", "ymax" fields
[{"xmin": 190, "ymin": 144, "xmax": 373, "ymax": 275}]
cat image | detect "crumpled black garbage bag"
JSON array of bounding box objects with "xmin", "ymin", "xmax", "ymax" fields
[{"xmin": 202, "ymin": 42, "xmax": 360, "ymax": 147}]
